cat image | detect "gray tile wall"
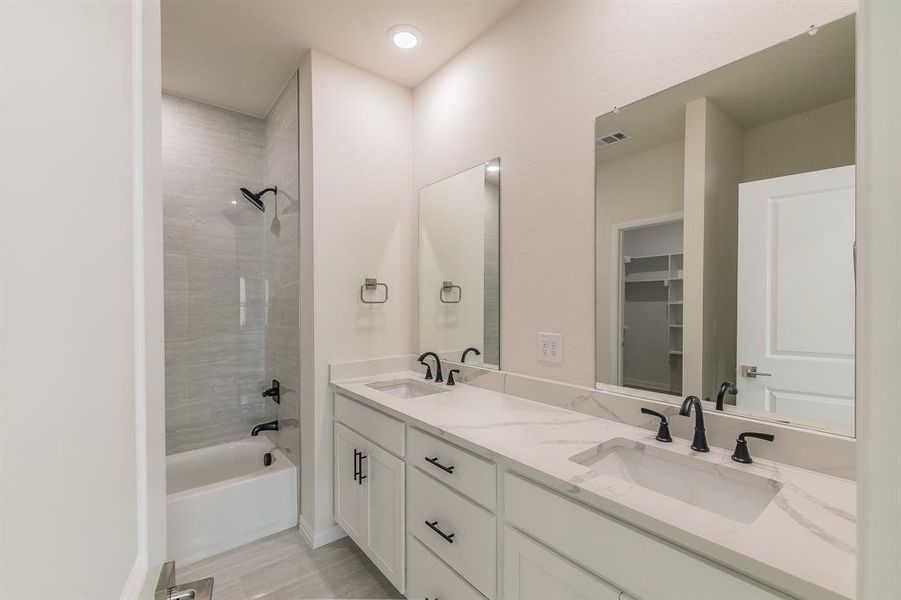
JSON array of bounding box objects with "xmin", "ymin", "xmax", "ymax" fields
[
  {"xmin": 162, "ymin": 94, "xmax": 275, "ymax": 455},
  {"xmin": 263, "ymin": 73, "xmax": 301, "ymax": 467}
]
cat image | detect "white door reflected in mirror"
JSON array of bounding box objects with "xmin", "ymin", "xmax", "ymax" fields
[
  {"xmin": 593, "ymin": 14, "xmax": 856, "ymax": 435},
  {"xmin": 736, "ymin": 166, "xmax": 855, "ymax": 430}
]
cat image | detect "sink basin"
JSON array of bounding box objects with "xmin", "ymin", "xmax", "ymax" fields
[
  {"xmin": 570, "ymin": 439, "xmax": 780, "ymax": 523},
  {"xmin": 366, "ymin": 378, "xmax": 446, "ymax": 399}
]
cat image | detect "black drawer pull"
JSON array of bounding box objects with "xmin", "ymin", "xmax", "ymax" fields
[
  {"xmin": 424, "ymin": 456, "xmax": 455, "ymax": 474},
  {"xmin": 425, "ymin": 520, "xmax": 455, "ymax": 543},
  {"xmin": 353, "ymin": 449, "xmax": 361, "ymax": 483},
  {"xmin": 358, "ymin": 453, "xmax": 367, "ymax": 484}
]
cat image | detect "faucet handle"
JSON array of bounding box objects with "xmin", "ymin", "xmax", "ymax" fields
[
  {"xmin": 640, "ymin": 408, "xmax": 673, "ymax": 442},
  {"xmin": 447, "ymin": 369, "xmax": 461, "ymax": 386},
  {"xmin": 731, "ymin": 432, "xmax": 775, "ymax": 464},
  {"xmin": 420, "ymin": 362, "xmax": 433, "ymax": 380}
]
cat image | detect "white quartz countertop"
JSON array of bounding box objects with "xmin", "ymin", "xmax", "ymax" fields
[{"xmin": 332, "ymin": 371, "xmax": 856, "ymax": 600}]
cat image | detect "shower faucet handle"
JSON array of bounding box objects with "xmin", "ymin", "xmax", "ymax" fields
[{"xmin": 261, "ymin": 379, "xmax": 280, "ymax": 404}]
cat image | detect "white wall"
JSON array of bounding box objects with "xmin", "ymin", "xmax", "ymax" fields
[
  {"xmin": 300, "ymin": 51, "xmax": 414, "ymax": 543},
  {"xmin": 413, "ymin": 0, "xmax": 856, "ymax": 386},
  {"xmin": 856, "ymin": 0, "xmax": 901, "ymax": 596},
  {"xmin": 138, "ymin": 0, "xmax": 169, "ymax": 591},
  {"xmin": 697, "ymin": 99, "xmax": 743, "ymax": 401},
  {"xmin": 595, "ymin": 139, "xmax": 684, "ymax": 384},
  {"xmin": 743, "ymin": 97, "xmax": 856, "ymax": 182},
  {"xmin": 0, "ymin": 1, "xmax": 165, "ymax": 597}
]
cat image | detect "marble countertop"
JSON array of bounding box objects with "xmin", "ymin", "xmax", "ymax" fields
[{"xmin": 332, "ymin": 371, "xmax": 856, "ymax": 600}]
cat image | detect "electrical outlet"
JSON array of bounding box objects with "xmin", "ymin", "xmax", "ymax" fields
[{"xmin": 537, "ymin": 332, "xmax": 563, "ymax": 364}]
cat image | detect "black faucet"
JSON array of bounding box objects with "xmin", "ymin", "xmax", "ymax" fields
[
  {"xmin": 418, "ymin": 352, "xmax": 443, "ymax": 383},
  {"xmin": 715, "ymin": 381, "xmax": 737, "ymax": 411},
  {"xmin": 251, "ymin": 420, "xmax": 278, "ymax": 436},
  {"xmin": 262, "ymin": 379, "xmax": 280, "ymax": 404},
  {"xmin": 446, "ymin": 369, "xmax": 461, "ymax": 386},
  {"xmin": 461, "ymin": 347, "xmax": 481, "ymax": 363},
  {"xmin": 678, "ymin": 396, "xmax": 709, "ymax": 452}
]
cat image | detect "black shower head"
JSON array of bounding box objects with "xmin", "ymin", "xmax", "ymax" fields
[{"xmin": 239, "ymin": 186, "xmax": 277, "ymax": 212}]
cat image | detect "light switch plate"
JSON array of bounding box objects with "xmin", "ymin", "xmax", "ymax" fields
[{"xmin": 537, "ymin": 332, "xmax": 563, "ymax": 363}]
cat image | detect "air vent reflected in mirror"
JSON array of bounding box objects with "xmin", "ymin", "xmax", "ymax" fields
[{"xmin": 596, "ymin": 130, "xmax": 630, "ymax": 148}]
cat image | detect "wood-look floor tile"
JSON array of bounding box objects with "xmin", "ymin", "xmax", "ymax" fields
[{"xmin": 176, "ymin": 528, "xmax": 402, "ymax": 600}]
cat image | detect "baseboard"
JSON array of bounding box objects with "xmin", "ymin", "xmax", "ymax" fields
[
  {"xmin": 119, "ymin": 556, "xmax": 147, "ymax": 600},
  {"xmin": 299, "ymin": 514, "xmax": 347, "ymax": 549}
]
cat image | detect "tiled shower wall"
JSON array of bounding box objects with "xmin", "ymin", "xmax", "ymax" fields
[
  {"xmin": 264, "ymin": 73, "xmax": 301, "ymax": 466},
  {"xmin": 162, "ymin": 94, "xmax": 275, "ymax": 454}
]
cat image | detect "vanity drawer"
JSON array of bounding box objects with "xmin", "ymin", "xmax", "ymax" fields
[
  {"xmin": 335, "ymin": 393, "xmax": 405, "ymax": 457},
  {"xmin": 407, "ymin": 534, "xmax": 486, "ymax": 600},
  {"xmin": 504, "ymin": 474, "xmax": 786, "ymax": 600},
  {"xmin": 408, "ymin": 466, "xmax": 496, "ymax": 599},
  {"xmin": 408, "ymin": 427, "xmax": 496, "ymax": 509}
]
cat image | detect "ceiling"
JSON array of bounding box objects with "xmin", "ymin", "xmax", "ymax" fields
[
  {"xmin": 162, "ymin": 0, "xmax": 520, "ymax": 117},
  {"xmin": 595, "ymin": 14, "xmax": 855, "ymax": 164}
]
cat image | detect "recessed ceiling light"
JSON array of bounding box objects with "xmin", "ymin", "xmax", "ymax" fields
[{"xmin": 388, "ymin": 24, "xmax": 421, "ymax": 50}]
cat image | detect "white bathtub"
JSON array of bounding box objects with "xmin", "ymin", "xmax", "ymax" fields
[{"xmin": 166, "ymin": 436, "xmax": 298, "ymax": 565}]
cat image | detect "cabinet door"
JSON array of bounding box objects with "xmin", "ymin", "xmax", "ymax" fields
[
  {"xmin": 504, "ymin": 527, "xmax": 620, "ymax": 600},
  {"xmin": 334, "ymin": 423, "xmax": 368, "ymax": 545},
  {"xmin": 365, "ymin": 441, "xmax": 405, "ymax": 593}
]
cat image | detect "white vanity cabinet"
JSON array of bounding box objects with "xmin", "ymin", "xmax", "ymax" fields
[
  {"xmin": 504, "ymin": 474, "xmax": 788, "ymax": 600},
  {"xmin": 334, "ymin": 423, "xmax": 369, "ymax": 542},
  {"xmin": 407, "ymin": 534, "xmax": 486, "ymax": 600},
  {"xmin": 333, "ymin": 390, "xmax": 799, "ymax": 600},
  {"xmin": 504, "ymin": 526, "xmax": 621, "ymax": 600},
  {"xmin": 333, "ymin": 398, "xmax": 406, "ymax": 593},
  {"xmin": 407, "ymin": 466, "xmax": 497, "ymax": 598}
]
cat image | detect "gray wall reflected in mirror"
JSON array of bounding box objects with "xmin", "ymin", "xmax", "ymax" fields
[
  {"xmin": 595, "ymin": 15, "xmax": 855, "ymax": 435},
  {"xmin": 418, "ymin": 159, "xmax": 501, "ymax": 369}
]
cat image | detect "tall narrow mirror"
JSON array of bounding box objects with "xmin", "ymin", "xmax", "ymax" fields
[
  {"xmin": 595, "ymin": 16, "xmax": 855, "ymax": 435},
  {"xmin": 418, "ymin": 159, "xmax": 501, "ymax": 368}
]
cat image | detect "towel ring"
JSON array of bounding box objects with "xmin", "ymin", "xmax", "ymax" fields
[
  {"xmin": 360, "ymin": 278, "xmax": 388, "ymax": 304},
  {"xmin": 440, "ymin": 281, "xmax": 462, "ymax": 304}
]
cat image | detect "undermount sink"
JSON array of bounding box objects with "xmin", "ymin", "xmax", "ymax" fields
[
  {"xmin": 570, "ymin": 438, "xmax": 781, "ymax": 523},
  {"xmin": 366, "ymin": 378, "xmax": 446, "ymax": 399}
]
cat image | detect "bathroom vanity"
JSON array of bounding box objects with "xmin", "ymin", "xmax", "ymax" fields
[
  {"xmin": 331, "ymin": 366, "xmax": 855, "ymax": 600},
  {"xmin": 332, "ymin": 14, "xmax": 858, "ymax": 600}
]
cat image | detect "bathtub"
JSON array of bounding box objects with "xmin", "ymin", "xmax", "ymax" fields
[{"xmin": 166, "ymin": 436, "xmax": 298, "ymax": 565}]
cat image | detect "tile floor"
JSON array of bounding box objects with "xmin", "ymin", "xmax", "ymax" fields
[{"xmin": 176, "ymin": 528, "xmax": 403, "ymax": 600}]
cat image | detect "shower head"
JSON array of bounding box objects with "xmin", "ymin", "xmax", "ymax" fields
[{"xmin": 239, "ymin": 186, "xmax": 277, "ymax": 212}]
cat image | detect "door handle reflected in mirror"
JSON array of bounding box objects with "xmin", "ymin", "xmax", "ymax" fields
[{"xmin": 741, "ymin": 365, "xmax": 772, "ymax": 378}]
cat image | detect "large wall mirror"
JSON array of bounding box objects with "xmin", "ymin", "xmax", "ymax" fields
[
  {"xmin": 418, "ymin": 159, "xmax": 501, "ymax": 368},
  {"xmin": 595, "ymin": 15, "xmax": 855, "ymax": 435}
]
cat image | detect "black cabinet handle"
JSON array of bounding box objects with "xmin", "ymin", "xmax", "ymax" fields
[
  {"xmin": 353, "ymin": 449, "xmax": 360, "ymax": 483},
  {"xmin": 425, "ymin": 520, "xmax": 455, "ymax": 543},
  {"xmin": 424, "ymin": 456, "xmax": 455, "ymax": 474},
  {"xmin": 357, "ymin": 453, "xmax": 367, "ymax": 484}
]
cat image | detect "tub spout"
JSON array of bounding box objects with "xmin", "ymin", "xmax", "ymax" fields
[{"xmin": 251, "ymin": 420, "xmax": 278, "ymax": 436}]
